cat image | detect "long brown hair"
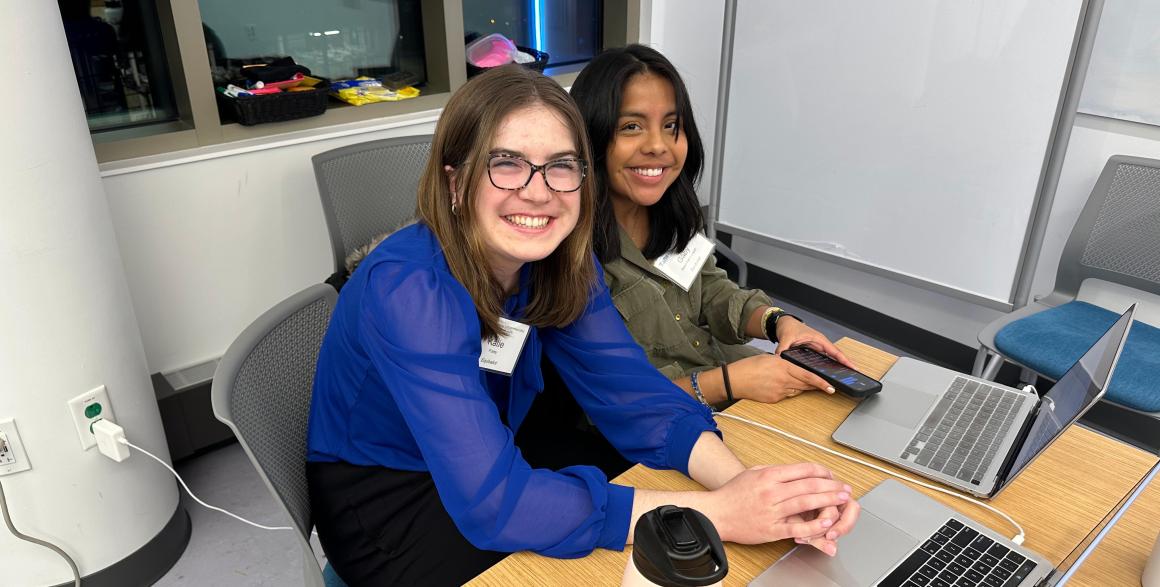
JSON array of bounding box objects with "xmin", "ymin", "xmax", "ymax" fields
[{"xmin": 416, "ymin": 65, "xmax": 597, "ymax": 339}]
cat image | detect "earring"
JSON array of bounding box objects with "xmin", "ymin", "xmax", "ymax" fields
[{"xmin": 450, "ymin": 197, "xmax": 459, "ymax": 216}]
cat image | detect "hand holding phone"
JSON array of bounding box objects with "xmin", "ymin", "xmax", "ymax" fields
[{"xmin": 780, "ymin": 346, "xmax": 882, "ymax": 399}]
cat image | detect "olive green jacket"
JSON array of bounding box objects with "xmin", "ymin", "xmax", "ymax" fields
[{"xmin": 602, "ymin": 228, "xmax": 773, "ymax": 380}]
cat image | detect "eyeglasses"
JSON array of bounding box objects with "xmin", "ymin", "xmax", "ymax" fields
[{"xmin": 487, "ymin": 154, "xmax": 587, "ymax": 193}]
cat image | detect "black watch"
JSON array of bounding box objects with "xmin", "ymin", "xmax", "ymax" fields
[{"xmin": 762, "ymin": 308, "xmax": 801, "ymax": 343}]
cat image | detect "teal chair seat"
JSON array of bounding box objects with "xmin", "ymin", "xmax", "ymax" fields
[
  {"xmin": 323, "ymin": 562, "xmax": 348, "ymax": 587},
  {"xmin": 994, "ymin": 301, "xmax": 1160, "ymax": 412}
]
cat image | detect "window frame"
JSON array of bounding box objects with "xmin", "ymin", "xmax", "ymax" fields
[{"xmin": 91, "ymin": 0, "xmax": 641, "ymax": 164}]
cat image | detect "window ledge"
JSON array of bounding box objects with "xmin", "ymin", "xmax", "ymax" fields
[
  {"xmin": 99, "ymin": 96, "xmax": 446, "ymax": 177},
  {"xmin": 97, "ymin": 66, "xmax": 585, "ymax": 177}
]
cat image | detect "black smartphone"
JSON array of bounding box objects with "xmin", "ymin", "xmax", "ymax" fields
[{"xmin": 780, "ymin": 346, "xmax": 882, "ymax": 398}]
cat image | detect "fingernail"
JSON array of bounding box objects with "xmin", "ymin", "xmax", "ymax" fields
[
  {"xmin": 826, "ymin": 544, "xmax": 837, "ymax": 556},
  {"xmin": 821, "ymin": 518, "xmax": 834, "ymax": 528},
  {"xmin": 827, "ymin": 531, "xmax": 838, "ymax": 541},
  {"xmin": 843, "ymin": 485, "xmax": 852, "ymax": 493},
  {"xmin": 794, "ymin": 537, "xmax": 805, "ymax": 544},
  {"xmin": 827, "ymin": 386, "xmax": 835, "ymax": 393},
  {"xmin": 838, "ymin": 492, "xmax": 849, "ymax": 501}
]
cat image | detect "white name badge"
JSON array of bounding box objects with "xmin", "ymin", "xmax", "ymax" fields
[
  {"xmin": 478, "ymin": 317, "xmax": 531, "ymax": 375},
  {"xmin": 652, "ymin": 232, "xmax": 715, "ymax": 291}
]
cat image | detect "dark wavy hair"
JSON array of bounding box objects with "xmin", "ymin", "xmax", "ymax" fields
[{"xmin": 570, "ymin": 44, "xmax": 705, "ymax": 263}]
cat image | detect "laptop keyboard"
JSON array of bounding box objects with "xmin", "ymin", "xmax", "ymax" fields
[
  {"xmin": 899, "ymin": 378, "xmax": 1023, "ymax": 485},
  {"xmin": 878, "ymin": 518, "xmax": 1038, "ymax": 587}
]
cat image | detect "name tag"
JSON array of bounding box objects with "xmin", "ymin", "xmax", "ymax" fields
[
  {"xmin": 478, "ymin": 317, "xmax": 530, "ymax": 376},
  {"xmin": 652, "ymin": 232, "xmax": 715, "ymax": 291}
]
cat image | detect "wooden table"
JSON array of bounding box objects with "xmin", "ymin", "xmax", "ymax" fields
[
  {"xmin": 470, "ymin": 339, "xmax": 1159, "ymax": 586},
  {"xmin": 1068, "ymin": 477, "xmax": 1160, "ymax": 586}
]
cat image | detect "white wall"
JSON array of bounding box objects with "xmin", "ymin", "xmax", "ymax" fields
[
  {"xmin": 102, "ymin": 118, "xmax": 435, "ymax": 374},
  {"xmin": 646, "ymin": 2, "xmax": 1007, "ymax": 347},
  {"xmin": 647, "ymin": 2, "xmax": 1160, "ymax": 350},
  {"xmin": 1077, "ymin": 0, "xmax": 1160, "ymax": 126},
  {"xmin": 644, "ymin": 0, "xmax": 726, "ymax": 204}
]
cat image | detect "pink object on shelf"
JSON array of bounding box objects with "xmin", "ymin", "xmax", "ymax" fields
[
  {"xmin": 466, "ymin": 33, "xmax": 517, "ymax": 68},
  {"xmin": 260, "ymin": 73, "xmax": 307, "ymax": 90}
]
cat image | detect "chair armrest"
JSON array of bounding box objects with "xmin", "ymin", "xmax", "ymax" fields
[{"xmin": 714, "ymin": 240, "xmax": 748, "ymax": 288}]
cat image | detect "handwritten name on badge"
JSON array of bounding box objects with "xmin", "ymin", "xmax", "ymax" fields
[
  {"xmin": 652, "ymin": 232, "xmax": 715, "ymax": 291},
  {"xmin": 479, "ymin": 317, "xmax": 530, "ymax": 375}
]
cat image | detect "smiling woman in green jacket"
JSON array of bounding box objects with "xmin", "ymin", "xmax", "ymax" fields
[{"xmin": 571, "ymin": 45, "xmax": 857, "ymax": 408}]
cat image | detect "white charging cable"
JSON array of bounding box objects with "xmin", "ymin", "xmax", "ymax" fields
[
  {"xmin": 121, "ymin": 438, "xmax": 296, "ymax": 532},
  {"xmin": 714, "ymin": 411, "xmax": 1027, "ymax": 545},
  {"xmin": 91, "ymin": 419, "xmax": 296, "ymax": 532}
]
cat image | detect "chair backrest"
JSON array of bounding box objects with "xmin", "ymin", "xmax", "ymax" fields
[
  {"xmin": 702, "ymin": 205, "xmax": 749, "ymax": 287},
  {"xmin": 1055, "ymin": 155, "xmax": 1160, "ymax": 300},
  {"xmin": 211, "ymin": 283, "xmax": 337, "ymax": 543},
  {"xmin": 312, "ymin": 135, "xmax": 433, "ymax": 275}
]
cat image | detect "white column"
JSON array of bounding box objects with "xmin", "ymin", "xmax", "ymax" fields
[{"xmin": 0, "ymin": 3, "xmax": 181, "ymax": 585}]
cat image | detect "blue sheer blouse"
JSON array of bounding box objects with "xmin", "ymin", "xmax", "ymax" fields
[{"xmin": 306, "ymin": 223, "xmax": 718, "ymax": 558}]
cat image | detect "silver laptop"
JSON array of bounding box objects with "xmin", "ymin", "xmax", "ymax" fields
[
  {"xmin": 750, "ymin": 458, "xmax": 1160, "ymax": 587},
  {"xmin": 833, "ymin": 305, "xmax": 1136, "ymax": 498}
]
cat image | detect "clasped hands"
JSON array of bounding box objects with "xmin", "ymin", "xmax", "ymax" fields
[{"xmin": 707, "ymin": 462, "xmax": 860, "ymax": 557}]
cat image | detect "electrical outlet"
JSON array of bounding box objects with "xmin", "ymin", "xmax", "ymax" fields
[
  {"xmin": 0, "ymin": 429, "xmax": 11, "ymax": 464},
  {"xmin": 68, "ymin": 385, "xmax": 117, "ymax": 450},
  {"xmin": 0, "ymin": 418, "xmax": 32, "ymax": 476}
]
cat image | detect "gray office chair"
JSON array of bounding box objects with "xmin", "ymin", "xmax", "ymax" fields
[
  {"xmin": 312, "ymin": 135, "xmax": 432, "ymax": 276},
  {"xmin": 972, "ymin": 155, "xmax": 1160, "ymax": 415},
  {"xmin": 211, "ymin": 283, "xmax": 346, "ymax": 587}
]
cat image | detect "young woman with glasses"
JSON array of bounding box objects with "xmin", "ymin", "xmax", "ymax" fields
[
  {"xmin": 306, "ymin": 65, "xmax": 859, "ymax": 586},
  {"xmin": 570, "ymin": 45, "xmax": 859, "ymax": 409}
]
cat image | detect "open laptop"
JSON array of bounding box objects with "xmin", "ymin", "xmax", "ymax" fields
[
  {"xmin": 832, "ymin": 305, "xmax": 1136, "ymax": 498},
  {"xmin": 751, "ymin": 458, "xmax": 1160, "ymax": 586}
]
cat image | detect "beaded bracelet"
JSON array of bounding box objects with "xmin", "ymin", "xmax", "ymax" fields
[{"xmin": 690, "ymin": 371, "xmax": 710, "ymax": 407}]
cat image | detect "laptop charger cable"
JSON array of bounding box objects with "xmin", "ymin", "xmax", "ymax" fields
[{"xmin": 92, "ymin": 419, "xmax": 300, "ymax": 533}]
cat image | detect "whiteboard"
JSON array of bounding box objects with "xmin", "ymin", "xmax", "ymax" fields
[
  {"xmin": 717, "ymin": 0, "xmax": 1085, "ymax": 307},
  {"xmin": 1078, "ymin": 0, "xmax": 1160, "ymax": 126}
]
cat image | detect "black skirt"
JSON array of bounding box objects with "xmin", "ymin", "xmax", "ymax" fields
[{"xmin": 308, "ymin": 359, "xmax": 632, "ymax": 586}]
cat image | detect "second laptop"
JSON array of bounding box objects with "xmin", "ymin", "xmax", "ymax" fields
[{"xmin": 832, "ymin": 304, "xmax": 1136, "ymax": 498}]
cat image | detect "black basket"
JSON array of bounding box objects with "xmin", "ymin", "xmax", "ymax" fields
[
  {"xmin": 216, "ymin": 86, "xmax": 328, "ymax": 126},
  {"xmin": 467, "ymin": 46, "xmax": 550, "ymax": 78}
]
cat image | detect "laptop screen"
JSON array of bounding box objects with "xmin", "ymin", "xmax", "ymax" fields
[{"xmin": 1003, "ymin": 306, "xmax": 1135, "ymax": 484}]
